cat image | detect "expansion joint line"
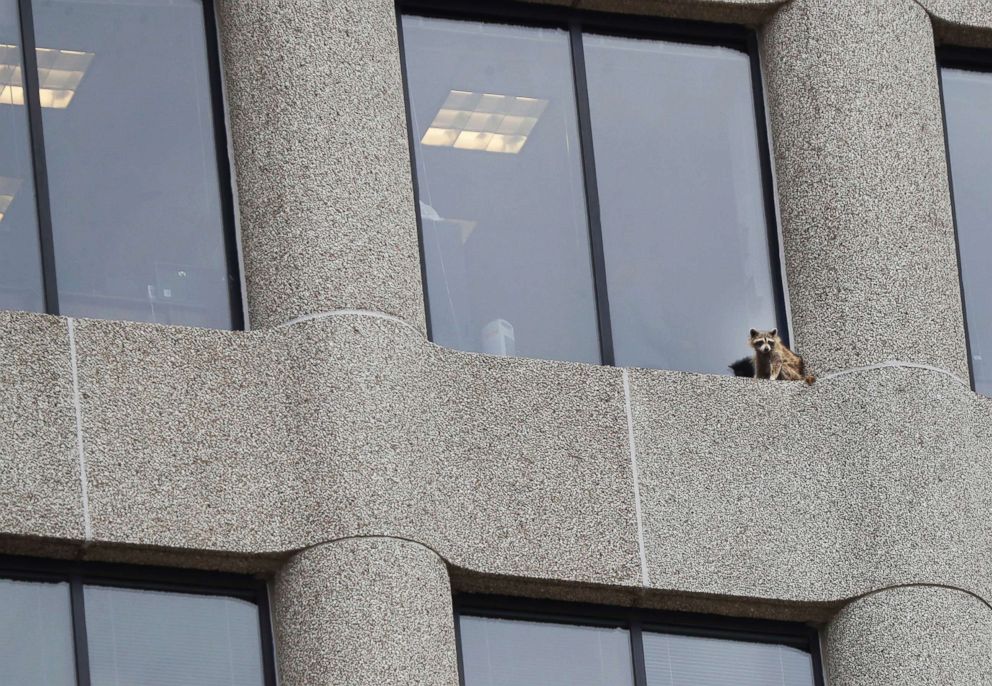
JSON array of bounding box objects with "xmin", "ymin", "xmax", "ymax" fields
[
  {"xmin": 622, "ymin": 369, "xmax": 651, "ymax": 586},
  {"xmin": 66, "ymin": 318, "xmax": 92, "ymax": 541},
  {"xmin": 818, "ymin": 359, "xmax": 970, "ymax": 388},
  {"xmin": 275, "ymin": 309, "xmax": 425, "ymax": 338}
]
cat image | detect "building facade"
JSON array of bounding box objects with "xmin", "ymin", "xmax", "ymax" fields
[{"xmin": 2, "ymin": 0, "xmax": 992, "ymax": 683}]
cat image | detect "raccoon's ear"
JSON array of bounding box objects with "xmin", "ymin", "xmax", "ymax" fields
[
  {"xmin": 749, "ymin": 328, "xmax": 758, "ymax": 338},
  {"xmin": 770, "ymin": 328, "xmax": 777, "ymax": 337}
]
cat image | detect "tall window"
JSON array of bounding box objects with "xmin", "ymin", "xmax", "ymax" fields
[
  {"xmin": 0, "ymin": 557, "xmax": 276, "ymax": 686},
  {"xmin": 0, "ymin": 0, "xmax": 242, "ymax": 328},
  {"xmin": 456, "ymin": 596, "xmax": 823, "ymax": 686},
  {"xmin": 399, "ymin": 2, "xmax": 787, "ymax": 373},
  {"xmin": 941, "ymin": 49, "xmax": 992, "ymax": 395}
]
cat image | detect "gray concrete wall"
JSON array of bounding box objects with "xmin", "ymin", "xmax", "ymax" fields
[
  {"xmin": 272, "ymin": 538, "xmax": 459, "ymax": 686},
  {"xmin": 825, "ymin": 586, "xmax": 992, "ymax": 685},
  {"xmin": 3, "ymin": 0, "xmax": 992, "ymax": 683}
]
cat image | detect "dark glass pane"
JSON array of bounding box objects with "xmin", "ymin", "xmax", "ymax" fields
[
  {"xmin": 402, "ymin": 15, "xmax": 601, "ymax": 364},
  {"xmin": 84, "ymin": 585, "xmax": 265, "ymax": 686},
  {"xmin": 459, "ymin": 615, "xmax": 635, "ymax": 686},
  {"xmin": 0, "ymin": 0, "xmax": 45, "ymax": 313},
  {"xmin": 943, "ymin": 66, "xmax": 992, "ymax": 394},
  {"xmin": 33, "ymin": 0, "xmax": 236, "ymax": 328},
  {"xmin": 0, "ymin": 578, "xmax": 76, "ymax": 686},
  {"xmin": 643, "ymin": 632, "xmax": 815, "ymax": 686},
  {"xmin": 584, "ymin": 35, "xmax": 779, "ymax": 373}
]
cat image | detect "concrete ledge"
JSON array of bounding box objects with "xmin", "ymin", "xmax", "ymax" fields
[
  {"xmin": 0, "ymin": 313, "xmax": 84, "ymax": 540},
  {"xmin": 0, "ymin": 310, "xmax": 989, "ymax": 608}
]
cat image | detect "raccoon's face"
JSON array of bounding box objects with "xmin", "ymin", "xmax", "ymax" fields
[{"xmin": 749, "ymin": 328, "xmax": 778, "ymax": 354}]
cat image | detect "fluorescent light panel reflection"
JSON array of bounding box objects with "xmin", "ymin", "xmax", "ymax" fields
[
  {"xmin": 0, "ymin": 176, "xmax": 21, "ymax": 224},
  {"xmin": 0, "ymin": 44, "xmax": 94, "ymax": 109},
  {"xmin": 422, "ymin": 90, "xmax": 548, "ymax": 154}
]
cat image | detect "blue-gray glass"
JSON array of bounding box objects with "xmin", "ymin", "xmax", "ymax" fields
[
  {"xmin": 459, "ymin": 615, "xmax": 635, "ymax": 686},
  {"xmin": 942, "ymin": 67, "xmax": 992, "ymax": 395},
  {"xmin": 0, "ymin": 579, "xmax": 76, "ymax": 686},
  {"xmin": 84, "ymin": 585, "xmax": 265, "ymax": 686},
  {"xmin": 33, "ymin": 0, "xmax": 235, "ymax": 328},
  {"xmin": 643, "ymin": 632, "xmax": 815, "ymax": 685},
  {"xmin": 402, "ymin": 16, "xmax": 601, "ymax": 363},
  {"xmin": 584, "ymin": 35, "xmax": 780, "ymax": 373},
  {"xmin": 0, "ymin": 0, "xmax": 46, "ymax": 313}
]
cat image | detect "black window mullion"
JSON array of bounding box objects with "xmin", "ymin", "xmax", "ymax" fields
[
  {"xmin": 200, "ymin": 0, "xmax": 245, "ymax": 331},
  {"xmin": 629, "ymin": 619, "xmax": 649, "ymax": 686},
  {"xmin": 69, "ymin": 575, "xmax": 92, "ymax": 686},
  {"xmin": 746, "ymin": 32, "xmax": 790, "ymax": 347},
  {"xmin": 16, "ymin": 0, "xmax": 59, "ymax": 315},
  {"xmin": 569, "ymin": 21, "xmax": 615, "ymax": 366}
]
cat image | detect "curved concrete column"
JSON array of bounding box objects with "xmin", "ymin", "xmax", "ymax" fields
[
  {"xmin": 272, "ymin": 538, "xmax": 459, "ymax": 686},
  {"xmin": 825, "ymin": 586, "xmax": 992, "ymax": 685},
  {"xmin": 761, "ymin": 0, "xmax": 968, "ymax": 377},
  {"xmin": 216, "ymin": 0, "xmax": 426, "ymax": 331}
]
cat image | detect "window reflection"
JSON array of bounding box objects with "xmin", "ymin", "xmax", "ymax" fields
[
  {"xmin": 0, "ymin": 579, "xmax": 77, "ymax": 686},
  {"xmin": 403, "ymin": 15, "xmax": 602, "ymax": 364},
  {"xmin": 942, "ymin": 65, "xmax": 992, "ymax": 395},
  {"xmin": 85, "ymin": 585, "xmax": 266, "ymax": 686},
  {"xmin": 34, "ymin": 0, "xmax": 236, "ymax": 327},
  {"xmin": 643, "ymin": 632, "xmax": 816, "ymax": 686},
  {"xmin": 0, "ymin": 0, "xmax": 45, "ymax": 313},
  {"xmin": 584, "ymin": 35, "xmax": 780, "ymax": 374},
  {"xmin": 459, "ymin": 615, "xmax": 635, "ymax": 686}
]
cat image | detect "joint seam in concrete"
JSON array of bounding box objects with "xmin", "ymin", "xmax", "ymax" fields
[
  {"xmin": 275, "ymin": 309, "xmax": 424, "ymax": 338},
  {"xmin": 818, "ymin": 360, "xmax": 970, "ymax": 388},
  {"xmin": 623, "ymin": 369, "xmax": 651, "ymax": 586},
  {"xmin": 66, "ymin": 318, "xmax": 92, "ymax": 541}
]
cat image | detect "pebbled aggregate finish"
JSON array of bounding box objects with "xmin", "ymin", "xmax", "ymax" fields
[
  {"xmin": 72, "ymin": 314, "xmax": 642, "ymax": 588},
  {"xmin": 825, "ymin": 586, "xmax": 992, "ymax": 685},
  {"xmin": 760, "ymin": 0, "xmax": 969, "ymax": 377},
  {"xmin": 273, "ymin": 538, "xmax": 459, "ymax": 686},
  {"xmin": 629, "ymin": 365, "xmax": 992, "ymax": 603},
  {"xmin": 0, "ymin": 312, "xmax": 83, "ymax": 539},
  {"xmin": 216, "ymin": 0, "xmax": 427, "ymax": 331}
]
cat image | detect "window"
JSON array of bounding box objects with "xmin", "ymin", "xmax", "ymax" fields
[
  {"xmin": 0, "ymin": 557, "xmax": 276, "ymax": 686},
  {"xmin": 455, "ymin": 596, "xmax": 824, "ymax": 686},
  {"xmin": 940, "ymin": 49, "xmax": 992, "ymax": 395},
  {"xmin": 0, "ymin": 0, "xmax": 242, "ymax": 328},
  {"xmin": 399, "ymin": 2, "xmax": 787, "ymax": 373}
]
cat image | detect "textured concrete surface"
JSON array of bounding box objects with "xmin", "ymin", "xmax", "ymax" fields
[
  {"xmin": 217, "ymin": 0, "xmax": 426, "ymax": 331},
  {"xmin": 0, "ymin": 313, "xmax": 84, "ymax": 540},
  {"xmin": 761, "ymin": 0, "xmax": 969, "ymax": 377},
  {"xmin": 73, "ymin": 314, "xmax": 641, "ymax": 587},
  {"xmin": 629, "ymin": 365, "xmax": 992, "ymax": 603},
  {"xmin": 272, "ymin": 538, "xmax": 459, "ymax": 686},
  {"xmin": 922, "ymin": 0, "xmax": 992, "ymax": 33},
  {"xmin": 825, "ymin": 586, "xmax": 992, "ymax": 685}
]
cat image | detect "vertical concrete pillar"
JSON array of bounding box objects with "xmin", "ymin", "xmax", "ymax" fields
[
  {"xmin": 825, "ymin": 586, "xmax": 992, "ymax": 685},
  {"xmin": 761, "ymin": 0, "xmax": 968, "ymax": 376},
  {"xmin": 216, "ymin": 0, "xmax": 426, "ymax": 331},
  {"xmin": 272, "ymin": 538, "xmax": 459, "ymax": 686}
]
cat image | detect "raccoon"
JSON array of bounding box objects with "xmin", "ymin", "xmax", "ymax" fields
[{"xmin": 748, "ymin": 328, "xmax": 815, "ymax": 385}]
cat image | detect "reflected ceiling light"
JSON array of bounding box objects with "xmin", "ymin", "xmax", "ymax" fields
[
  {"xmin": 422, "ymin": 90, "xmax": 548, "ymax": 154},
  {"xmin": 0, "ymin": 44, "xmax": 94, "ymax": 109},
  {"xmin": 0, "ymin": 176, "xmax": 21, "ymax": 225}
]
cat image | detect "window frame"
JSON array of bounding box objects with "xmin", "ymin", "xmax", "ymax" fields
[
  {"xmin": 454, "ymin": 593, "xmax": 825, "ymax": 686},
  {"xmin": 0, "ymin": 555, "xmax": 277, "ymax": 686},
  {"xmin": 11, "ymin": 0, "xmax": 246, "ymax": 329},
  {"xmin": 935, "ymin": 45, "xmax": 992, "ymax": 394},
  {"xmin": 395, "ymin": 0, "xmax": 791, "ymax": 366}
]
